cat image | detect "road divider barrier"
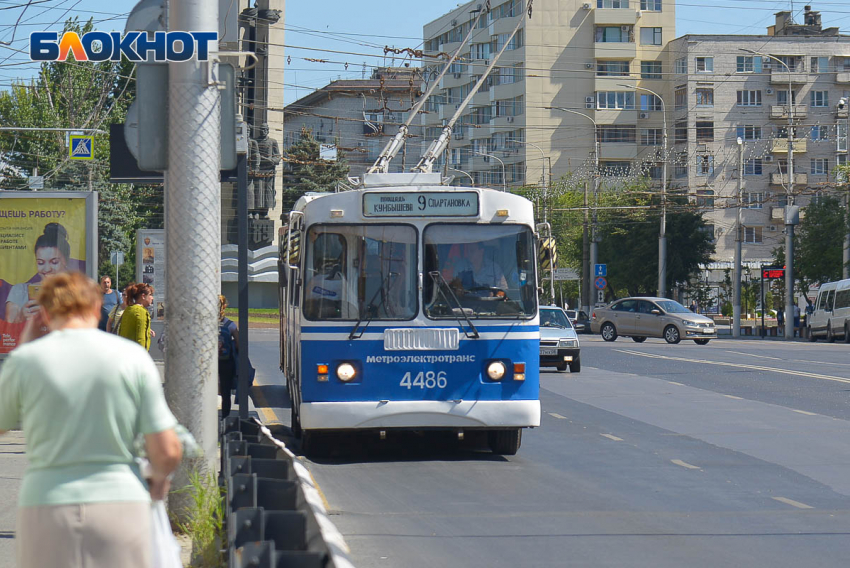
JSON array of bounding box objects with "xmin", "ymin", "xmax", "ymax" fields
[{"xmin": 220, "ymin": 417, "xmax": 354, "ymax": 568}]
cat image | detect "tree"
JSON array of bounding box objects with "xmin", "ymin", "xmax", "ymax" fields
[
  {"xmin": 790, "ymin": 195, "xmax": 847, "ymax": 288},
  {"xmin": 279, "ymin": 128, "xmax": 350, "ymax": 212}
]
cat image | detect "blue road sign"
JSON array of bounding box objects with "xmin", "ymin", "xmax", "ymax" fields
[
  {"xmin": 69, "ymin": 135, "xmax": 94, "ymax": 160},
  {"xmin": 594, "ymin": 276, "xmax": 607, "ymax": 290},
  {"xmin": 595, "ymin": 264, "xmax": 607, "ymax": 277}
]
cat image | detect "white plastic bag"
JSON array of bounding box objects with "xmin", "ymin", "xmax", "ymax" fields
[{"xmin": 151, "ymin": 500, "xmax": 183, "ymax": 568}]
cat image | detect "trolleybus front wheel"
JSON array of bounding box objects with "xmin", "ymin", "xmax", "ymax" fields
[{"xmin": 488, "ymin": 428, "xmax": 522, "ymax": 455}]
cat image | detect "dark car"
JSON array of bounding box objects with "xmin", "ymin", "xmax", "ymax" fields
[{"xmin": 565, "ymin": 309, "xmax": 591, "ymax": 334}]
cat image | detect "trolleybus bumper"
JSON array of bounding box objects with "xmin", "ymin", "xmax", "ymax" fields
[{"xmin": 300, "ymin": 400, "xmax": 541, "ymax": 430}]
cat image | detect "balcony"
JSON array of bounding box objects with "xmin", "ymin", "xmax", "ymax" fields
[
  {"xmin": 770, "ymin": 138, "xmax": 807, "ymax": 153},
  {"xmin": 769, "ymin": 105, "xmax": 807, "ymax": 119},
  {"xmin": 594, "ymin": 9, "xmax": 638, "ymax": 25},
  {"xmin": 770, "ymin": 172, "xmax": 807, "ymax": 186},
  {"xmin": 838, "ymin": 107, "xmax": 849, "ymax": 119},
  {"xmin": 599, "ymin": 143, "xmax": 638, "ymax": 160},
  {"xmin": 835, "ymin": 72, "xmax": 850, "ymax": 84},
  {"xmin": 770, "ymin": 206, "xmax": 806, "ymax": 221},
  {"xmin": 769, "ymin": 69, "xmax": 809, "ymax": 85},
  {"xmin": 595, "ymin": 42, "xmax": 636, "ymax": 60}
]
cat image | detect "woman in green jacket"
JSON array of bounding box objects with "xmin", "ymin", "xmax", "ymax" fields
[{"xmin": 118, "ymin": 283, "xmax": 155, "ymax": 350}]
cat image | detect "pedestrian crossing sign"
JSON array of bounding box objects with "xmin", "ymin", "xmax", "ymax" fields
[{"xmin": 69, "ymin": 135, "xmax": 94, "ymax": 160}]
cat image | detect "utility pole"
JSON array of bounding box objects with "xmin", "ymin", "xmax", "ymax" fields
[
  {"xmin": 164, "ymin": 0, "xmax": 221, "ymax": 493},
  {"xmin": 733, "ymin": 137, "xmax": 744, "ymax": 338}
]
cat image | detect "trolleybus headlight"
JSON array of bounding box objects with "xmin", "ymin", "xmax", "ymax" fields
[
  {"xmin": 336, "ymin": 362, "xmax": 357, "ymax": 382},
  {"xmin": 487, "ymin": 361, "xmax": 506, "ymax": 381}
]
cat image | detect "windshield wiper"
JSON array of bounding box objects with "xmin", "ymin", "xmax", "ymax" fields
[
  {"xmin": 428, "ymin": 271, "xmax": 479, "ymax": 339},
  {"xmin": 349, "ymin": 271, "xmax": 401, "ymax": 340}
]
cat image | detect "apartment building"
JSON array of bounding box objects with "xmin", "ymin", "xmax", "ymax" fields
[
  {"xmin": 668, "ymin": 7, "xmax": 850, "ymax": 273},
  {"xmin": 421, "ymin": 0, "xmax": 675, "ymax": 187},
  {"xmin": 283, "ymin": 68, "xmax": 423, "ymax": 179}
]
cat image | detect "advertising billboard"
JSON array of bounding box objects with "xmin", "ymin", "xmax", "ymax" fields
[
  {"xmin": 136, "ymin": 229, "xmax": 166, "ymax": 322},
  {"xmin": 0, "ymin": 192, "xmax": 98, "ymax": 354}
]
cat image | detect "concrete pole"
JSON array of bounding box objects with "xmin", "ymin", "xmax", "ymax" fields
[
  {"xmin": 582, "ymin": 179, "xmax": 590, "ymax": 312},
  {"xmin": 785, "ymin": 69, "xmax": 795, "ymax": 340},
  {"xmin": 733, "ymin": 139, "xmax": 743, "ymax": 338},
  {"xmin": 165, "ymin": 0, "xmax": 221, "ymax": 495},
  {"xmin": 844, "ymin": 188, "xmax": 849, "ymax": 280}
]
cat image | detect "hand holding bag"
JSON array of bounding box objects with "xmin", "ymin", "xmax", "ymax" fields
[{"xmin": 151, "ymin": 500, "xmax": 183, "ymax": 568}]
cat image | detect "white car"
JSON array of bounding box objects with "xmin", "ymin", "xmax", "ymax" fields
[{"xmin": 539, "ymin": 306, "xmax": 581, "ymax": 372}]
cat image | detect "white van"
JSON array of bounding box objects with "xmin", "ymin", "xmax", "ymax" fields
[{"xmin": 807, "ymin": 278, "xmax": 850, "ymax": 342}]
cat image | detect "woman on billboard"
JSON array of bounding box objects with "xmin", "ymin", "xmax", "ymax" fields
[{"xmin": 5, "ymin": 223, "xmax": 71, "ymax": 323}]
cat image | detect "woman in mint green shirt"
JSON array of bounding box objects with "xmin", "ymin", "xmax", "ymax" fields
[{"xmin": 0, "ymin": 272, "xmax": 182, "ymax": 568}]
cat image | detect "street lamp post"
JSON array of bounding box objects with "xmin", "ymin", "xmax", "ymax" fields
[
  {"xmin": 741, "ymin": 49, "xmax": 795, "ymax": 339},
  {"xmin": 448, "ymin": 167, "xmax": 475, "ymax": 186},
  {"xmin": 619, "ymin": 83, "xmax": 668, "ymax": 298},
  {"xmin": 839, "ymin": 97, "xmax": 849, "ymax": 280},
  {"xmin": 734, "ymin": 137, "xmax": 744, "ymax": 338},
  {"xmin": 546, "ymin": 106, "xmax": 599, "ymax": 313},
  {"xmin": 474, "ymin": 150, "xmax": 507, "ymax": 192}
]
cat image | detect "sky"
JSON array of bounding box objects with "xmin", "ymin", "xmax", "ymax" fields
[{"xmin": 1, "ymin": 0, "xmax": 849, "ymax": 103}]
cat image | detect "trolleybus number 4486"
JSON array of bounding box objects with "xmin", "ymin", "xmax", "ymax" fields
[{"xmin": 400, "ymin": 371, "xmax": 448, "ymax": 390}]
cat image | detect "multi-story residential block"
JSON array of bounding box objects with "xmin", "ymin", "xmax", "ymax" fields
[
  {"xmin": 283, "ymin": 67, "xmax": 423, "ymax": 180},
  {"xmin": 668, "ymin": 7, "xmax": 849, "ymax": 275},
  {"xmin": 421, "ymin": 0, "xmax": 676, "ymax": 187}
]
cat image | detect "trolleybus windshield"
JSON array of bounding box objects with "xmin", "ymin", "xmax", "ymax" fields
[
  {"xmin": 423, "ymin": 224, "xmax": 536, "ymax": 319},
  {"xmin": 303, "ymin": 225, "xmax": 417, "ymax": 321}
]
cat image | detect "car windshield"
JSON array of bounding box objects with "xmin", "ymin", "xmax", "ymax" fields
[
  {"xmin": 541, "ymin": 308, "xmax": 572, "ymax": 329},
  {"xmin": 566, "ymin": 310, "xmax": 577, "ymax": 319},
  {"xmin": 424, "ymin": 224, "xmax": 537, "ymax": 319},
  {"xmin": 656, "ymin": 299, "xmax": 692, "ymax": 314}
]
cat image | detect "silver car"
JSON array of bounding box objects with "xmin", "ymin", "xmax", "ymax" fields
[
  {"xmin": 540, "ymin": 306, "xmax": 581, "ymax": 372},
  {"xmin": 590, "ymin": 297, "xmax": 716, "ymax": 345}
]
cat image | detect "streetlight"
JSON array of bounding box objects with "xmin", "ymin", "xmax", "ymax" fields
[
  {"xmin": 546, "ymin": 106, "xmax": 598, "ymax": 314},
  {"xmin": 474, "ymin": 150, "xmax": 507, "ymax": 192},
  {"xmin": 448, "ymin": 167, "xmax": 475, "ymax": 187},
  {"xmin": 740, "ymin": 48, "xmax": 795, "ymax": 340},
  {"xmin": 618, "ymin": 83, "xmax": 668, "ymax": 298},
  {"xmin": 734, "ymin": 137, "xmax": 744, "ymax": 338}
]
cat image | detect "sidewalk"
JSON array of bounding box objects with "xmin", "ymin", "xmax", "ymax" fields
[{"xmin": 0, "ymin": 431, "xmax": 25, "ymax": 568}]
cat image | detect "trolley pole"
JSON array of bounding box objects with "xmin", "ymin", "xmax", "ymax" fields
[{"xmin": 164, "ymin": 0, "xmax": 221, "ymax": 498}]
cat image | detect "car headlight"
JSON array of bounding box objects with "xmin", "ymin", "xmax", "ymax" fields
[
  {"xmin": 336, "ymin": 362, "xmax": 357, "ymax": 382},
  {"xmin": 486, "ymin": 361, "xmax": 506, "ymax": 381},
  {"xmin": 684, "ymin": 322, "xmax": 700, "ymax": 328},
  {"xmin": 559, "ymin": 339, "xmax": 578, "ymax": 348}
]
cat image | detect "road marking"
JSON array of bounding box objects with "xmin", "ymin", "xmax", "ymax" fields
[
  {"xmin": 723, "ymin": 394, "xmax": 744, "ymax": 400},
  {"xmin": 614, "ymin": 349, "xmax": 850, "ymax": 385},
  {"xmin": 791, "ymin": 409, "xmax": 818, "ymax": 416},
  {"xmin": 668, "ymin": 381, "xmax": 684, "ymax": 386},
  {"xmin": 671, "ymin": 459, "xmax": 701, "ymax": 470},
  {"xmin": 548, "ymin": 412, "xmax": 567, "ymax": 419},
  {"xmin": 772, "ymin": 496, "xmax": 814, "ymax": 509},
  {"xmin": 600, "ymin": 433, "xmax": 623, "ymax": 442},
  {"xmin": 725, "ymin": 350, "xmax": 782, "ymax": 361}
]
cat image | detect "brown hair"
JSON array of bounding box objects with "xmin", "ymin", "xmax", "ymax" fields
[
  {"xmin": 219, "ymin": 294, "xmax": 228, "ymax": 321},
  {"xmin": 125, "ymin": 282, "xmax": 153, "ymax": 305},
  {"xmin": 38, "ymin": 272, "xmax": 101, "ymax": 320}
]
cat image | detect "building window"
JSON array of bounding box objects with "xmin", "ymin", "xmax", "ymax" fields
[
  {"xmin": 696, "ymin": 189, "xmax": 715, "ymax": 207},
  {"xmin": 744, "ymin": 159, "xmax": 763, "ymax": 176},
  {"xmin": 640, "ymin": 27, "xmax": 662, "ymax": 46},
  {"xmin": 640, "ymin": 0, "xmax": 662, "ymax": 10},
  {"xmin": 737, "ymin": 90, "xmax": 762, "ymax": 107},
  {"xmin": 736, "ymin": 55, "xmax": 762, "ymax": 73},
  {"xmin": 648, "ymin": 165, "xmax": 663, "ymax": 179},
  {"xmin": 695, "ymin": 57, "xmax": 713, "ymax": 73},
  {"xmin": 811, "ymin": 158, "xmax": 829, "ymax": 175},
  {"xmin": 773, "ymin": 55, "xmax": 802, "ymax": 71},
  {"xmin": 697, "ymin": 155, "xmax": 714, "ymax": 176},
  {"xmin": 674, "ymin": 86, "xmax": 687, "ymax": 110},
  {"xmin": 695, "ymin": 121, "xmax": 714, "ymax": 141},
  {"xmin": 492, "ymin": 96, "xmax": 524, "ymax": 117},
  {"xmin": 674, "ymin": 152, "xmax": 688, "ymax": 177},
  {"xmin": 695, "ymin": 88, "xmax": 713, "ymax": 107},
  {"xmin": 597, "ymin": 91, "xmax": 636, "ymax": 110},
  {"xmin": 737, "ymin": 125, "xmax": 762, "ymax": 140},
  {"xmin": 675, "ymin": 57, "xmax": 687, "ymax": 74},
  {"xmin": 743, "ymin": 226, "xmax": 763, "ymax": 244},
  {"xmin": 471, "ymin": 42, "xmax": 491, "ymax": 60},
  {"xmin": 600, "ymin": 162, "xmax": 633, "ymax": 177},
  {"xmin": 810, "ymin": 91, "xmax": 829, "ymax": 107},
  {"xmin": 641, "ymin": 128, "xmax": 663, "ymax": 145},
  {"xmin": 641, "ymin": 60, "xmax": 662, "ymax": 79},
  {"xmin": 775, "ymin": 125, "xmax": 799, "ymax": 139},
  {"xmin": 777, "ymin": 90, "xmax": 798, "ymax": 105},
  {"xmin": 810, "ymin": 125, "xmax": 829, "ymax": 141},
  {"xmin": 596, "ymin": 26, "xmax": 632, "ymax": 43},
  {"xmin": 674, "ymin": 120, "xmax": 688, "ymax": 143},
  {"xmin": 597, "ymin": 0, "xmax": 629, "ymax": 7},
  {"xmin": 597, "ymin": 60, "xmax": 630, "ymax": 76},
  {"xmin": 597, "ymin": 125, "xmax": 637, "ymax": 143},
  {"xmin": 838, "ymin": 121, "xmax": 848, "ymax": 152},
  {"xmin": 810, "ymin": 56, "xmax": 829, "ymax": 73},
  {"xmin": 640, "ymin": 94, "xmax": 662, "ymax": 111}
]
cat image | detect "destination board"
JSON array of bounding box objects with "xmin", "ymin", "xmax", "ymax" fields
[{"xmin": 363, "ymin": 192, "xmax": 478, "ymax": 217}]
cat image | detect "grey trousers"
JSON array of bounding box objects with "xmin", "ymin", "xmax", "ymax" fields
[{"xmin": 17, "ymin": 502, "xmax": 151, "ymax": 568}]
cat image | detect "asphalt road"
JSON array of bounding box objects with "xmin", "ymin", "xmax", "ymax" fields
[{"xmin": 248, "ymin": 330, "xmax": 850, "ymax": 568}]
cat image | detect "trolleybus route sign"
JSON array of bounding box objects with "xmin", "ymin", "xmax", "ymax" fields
[{"xmin": 363, "ymin": 191, "xmax": 479, "ymax": 217}]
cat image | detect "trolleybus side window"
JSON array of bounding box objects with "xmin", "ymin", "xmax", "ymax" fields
[
  {"xmin": 304, "ymin": 232, "xmax": 348, "ymax": 319},
  {"xmin": 424, "ymin": 224, "xmax": 536, "ymax": 319}
]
